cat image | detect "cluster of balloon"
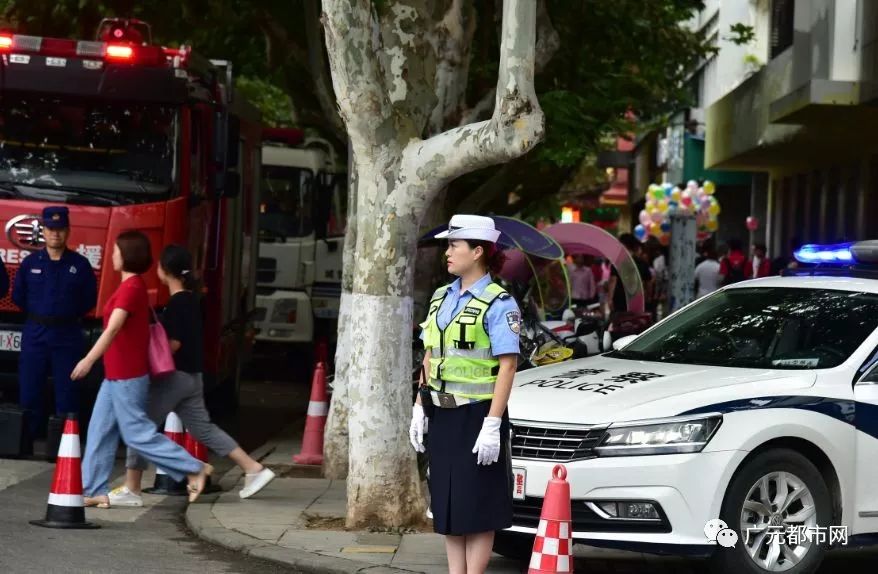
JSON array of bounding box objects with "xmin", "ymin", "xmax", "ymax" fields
[{"xmin": 635, "ymin": 180, "xmax": 720, "ymax": 245}]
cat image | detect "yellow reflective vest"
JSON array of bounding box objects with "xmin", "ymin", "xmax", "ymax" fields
[{"xmin": 420, "ymin": 282, "xmax": 510, "ymax": 399}]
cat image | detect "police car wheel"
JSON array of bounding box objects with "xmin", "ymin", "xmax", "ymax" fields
[
  {"xmin": 492, "ymin": 530, "xmax": 535, "ymax": 561},
  {"xmin": 711, "ymin": 448, "xmax": 832, "ymax": 574}
]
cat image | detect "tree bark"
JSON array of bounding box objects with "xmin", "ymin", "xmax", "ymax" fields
[
  {"xmin": 323, "ymin": 139, "xmax": 358, "ymax": 480},
  {"xmin": 428, "ymin": 0, "xmax": 477, "ymax": 134},
  {"xmin": 322, "ymin": 0, "xmax": 544, "ymax": 527}
]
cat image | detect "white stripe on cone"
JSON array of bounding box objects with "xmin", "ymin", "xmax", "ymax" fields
[
  {"xmin": 48, "ymin": 493, "xmax": 85, "ymax": 507},
  {"xmin": 57, "ymin": 434, "xmax": 81, "ymax": 458},
  {"xmin": 307, "ymin": 401, "xmax": 328, "ymax": 417},
  {"xmin": 166, "ymin": 412, "xmax": 184, "ymax": 433}
]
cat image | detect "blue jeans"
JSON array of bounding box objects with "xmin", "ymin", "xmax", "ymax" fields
[{"xmin": 83, "ymin": 375, "xmax": 203, "ymax": 497}]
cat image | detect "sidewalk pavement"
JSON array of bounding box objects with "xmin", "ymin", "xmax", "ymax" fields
[{"xmin": 185, "ymin": 426, "xmax": 681, "ymax": 574}]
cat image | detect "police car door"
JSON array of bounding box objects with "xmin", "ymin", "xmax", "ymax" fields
[{"xmin": 853, "ymin": 343, "xmax": 878, "ymax": 535}]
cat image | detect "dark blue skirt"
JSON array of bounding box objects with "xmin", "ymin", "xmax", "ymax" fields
[{"xmin": 427, "ymin": 399, "xmax": 512, "ymax": 536}]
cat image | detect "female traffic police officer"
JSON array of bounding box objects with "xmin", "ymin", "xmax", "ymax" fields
[{"xmin": 410, "ymin": 214, "xmax": 520, "ymax": 574}]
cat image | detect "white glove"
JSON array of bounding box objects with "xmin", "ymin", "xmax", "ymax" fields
[
  {"xmin": 472, "ymin": 416, "xmax": 502, "ymax": 465},
  {"xmin": 409, "ymin": 403, "xmax": 428, "ymax": 453}
]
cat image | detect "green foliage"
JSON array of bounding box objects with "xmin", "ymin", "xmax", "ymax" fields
[
  {"xmin": 236, "ymin": 76, "xmax": 294, "ymax": 127},
  {"xmin": 531, "ymin": 0, "xmax": 711, "ymax": 168},
  {"xmin": 727, "ymin": 22, "xmax": 756, "ymax": 45}
]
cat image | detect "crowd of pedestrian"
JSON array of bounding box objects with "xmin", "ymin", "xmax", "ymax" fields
[{"xmin": 560, "ymin": 233, "xmax": 804, "ymax": 325}]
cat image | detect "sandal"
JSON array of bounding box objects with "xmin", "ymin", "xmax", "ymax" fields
[
  {"xmin": 187, "ymin": 463, "xmax": 214, "ymax": 503},
  {"xmin": 84, "ymin": 495, "xmax": 110, "ymax": 509}
]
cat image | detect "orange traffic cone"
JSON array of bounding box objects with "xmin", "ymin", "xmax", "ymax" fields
[
  {"xmin": 529, "ymin": 465, "xmax": 573, "ymax": 573},
  {"xmin": 143, "ymin": 412, "xmax": 188, "ymax": 496},
  {"xmin": 184, "ymin": 430, "xmax": 221, "ymax": 493},
  {"xmin": 30, "ymin": 414, "xmax": 99, "ymax": 529},
  {"xmin": 293, "ymin": 362, "xmax": 328, "ymax": 465}
]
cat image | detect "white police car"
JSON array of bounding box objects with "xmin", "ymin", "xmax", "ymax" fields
[{"xmin": 497, "ymin": 241, "xmax": 878, "ymax": 574}]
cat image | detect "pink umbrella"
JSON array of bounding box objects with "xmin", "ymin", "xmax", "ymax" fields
[
  {"xmin": 502, "ymin": 223, "xmax": 644, "ymax": 313},
  {"xmin": 547, "ymin": 223, "xmax": 644, "ymax": 313}
]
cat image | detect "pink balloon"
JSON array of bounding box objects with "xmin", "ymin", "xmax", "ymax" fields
[
  {"xmin": 651, "ymin": 211, "xmax": 664, "ymax": 223},
  {"xmin": 639, "ymin": 210, "xmax": 651, "ymax": 226},
  {"xmin": 746, "ymin": 216, "xmax": 759, "ymax": 231}
]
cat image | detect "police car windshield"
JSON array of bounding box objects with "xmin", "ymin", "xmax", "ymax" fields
[
  {"xmin": 611, "ymin": 287, "xmax": 878, "ymax": 369},
  {"xmin": 0, "ymin": 95, "xmax": 176, "ymax": 201}
]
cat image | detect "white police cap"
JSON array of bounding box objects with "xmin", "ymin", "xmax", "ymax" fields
[{"xmin": 435, "ymin": 214, "xmax": 501, "ymax": 243}]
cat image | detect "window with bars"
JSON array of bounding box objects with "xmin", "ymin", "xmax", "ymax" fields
[{"xmin": 770, "ymin": 0, "xmax": 795, "ymax": 59}]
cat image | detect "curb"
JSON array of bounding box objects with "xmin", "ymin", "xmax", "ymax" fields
[{"xmin": 185, "ymin": 442, "xmax": 419, "ymax": 574}]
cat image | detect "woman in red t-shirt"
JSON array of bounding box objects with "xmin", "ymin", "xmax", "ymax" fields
[{"xmin": 73, "ymin": 231, "xmax": 212, "ymax": 507}]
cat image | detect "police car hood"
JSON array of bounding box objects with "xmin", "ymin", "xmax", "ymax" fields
[{"xmin": 509, "ymin": 355, "xmax": 817, "ymax": 425}]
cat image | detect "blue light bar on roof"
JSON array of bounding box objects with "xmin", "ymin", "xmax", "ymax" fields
[{"xmin": 793, "ymin": 242, "xmax": 855, "ymax": 264}]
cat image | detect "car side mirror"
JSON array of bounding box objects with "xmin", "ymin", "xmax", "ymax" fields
[{"xmin": 612, "ymin": 334, "xmax": 638, "ymax": 351}]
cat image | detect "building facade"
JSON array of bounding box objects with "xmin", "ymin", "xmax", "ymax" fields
[{"xmin": 706, "ymin": 0, "xmax": 878, "ymax": 257}]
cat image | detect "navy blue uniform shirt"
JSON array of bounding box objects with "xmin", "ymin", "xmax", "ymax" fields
[{"xmin": 12, "ymin": 249, "xmax": 98, "ymax": 340}]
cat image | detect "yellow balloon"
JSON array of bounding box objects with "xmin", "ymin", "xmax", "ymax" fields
[
  {"xmin": 646, "ymin": 199, "xmax": 656, "ymax": 210},
  {"xmin": 649, "ymin": 222, "xmax": 661, "ymax": 236},
  {"xmin": 658, "ymin": 199, "xmax": 669, "ymax": 212},
  {"xmin": 671, "ymin": 189, "xmax": 682, "ymax": 201},
  {"xmin": 709, "ymin": 203, "xmax": 720, "ymax": 216},
  {"xmin": 706, "ymin": 219, "xmax": 718, "ymax": 232},
  {"xmin": 703, "ymin": 181, "xmax": 716, "ymax": 195}
]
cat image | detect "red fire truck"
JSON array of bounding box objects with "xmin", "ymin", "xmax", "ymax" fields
[{"xmin": 0, "ymin": 18, "xmax": 260, "ymax": 412}]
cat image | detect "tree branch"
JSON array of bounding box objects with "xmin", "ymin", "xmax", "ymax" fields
[
  {"xmin": 458, "ymin": 0, "xmax": 558, "ymax": 127},
  {"xmin": 374, "ymin": 0, "xmax": 437, "ymax": 139},
  {"xmin": 534, "ymin": 0, "xmax": 560, "ymax": 71},
  {"xmin": 305, "ymin": 0, "xmax": 346, "ymax": 139},
  {"xmin": 399, "ymin": 0, "xmax": 544, "ymax": 211},
  {"xmin": 428, "ymin": 0, "xmax": 477, "ymax": 134},
  {"xmin": 322, "ymin": 0, "xmax": 392, "ymax": 154}
]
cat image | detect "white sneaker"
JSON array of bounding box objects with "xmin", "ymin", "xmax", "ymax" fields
[
  {"xmin": 239, "ymin": 467, "xmax": 276, "ymax": 499},
  {"xmin": 108, "ymin": 486, "xmax": 143, "ymax": 507}
]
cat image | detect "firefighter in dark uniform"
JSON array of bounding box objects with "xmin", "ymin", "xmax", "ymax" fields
[
  {"xmin": 12, "ymin": 206, "xmax": 97, "ymax": 441},
  {"xmin": 411, "ymin": 214, "xmax": 520, "ymax": 574}
]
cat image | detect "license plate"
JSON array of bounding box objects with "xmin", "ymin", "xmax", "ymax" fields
[
  {"xmin": 512, "ymin": 467, "xmax": 526, "ymax": 500},
  {"xmin": 0, "ymin": 330, "xmax": 22, "ymax": 352}
]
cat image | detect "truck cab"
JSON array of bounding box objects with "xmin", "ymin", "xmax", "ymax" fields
[
  {"xmin": 0, "ymin": 18, "xmax": 260, "ymax": 414},
  {"xmin": 255, "ymin": 129, "xmax": 345, "ymax": 347}
]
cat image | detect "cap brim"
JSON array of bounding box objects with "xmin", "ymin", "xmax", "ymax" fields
[{"xmin": 440, "ymin": 228, "xmax": 501, "ymax": 243}]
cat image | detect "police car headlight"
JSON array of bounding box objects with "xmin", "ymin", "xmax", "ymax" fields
[{"xmin": 595, "ymin": 414, "xmax": 722, "ymax": 457}]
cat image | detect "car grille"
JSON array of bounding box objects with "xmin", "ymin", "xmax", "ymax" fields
[
  {"xmin": 510, "ymin": 421, "xmax": 606, "ymax": 462},
  {"xmin": 513, "ymin": 497, "xmax": 671, "ymax": 533}
]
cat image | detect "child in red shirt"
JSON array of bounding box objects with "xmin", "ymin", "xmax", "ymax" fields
[{"xmin": 73, "ymin": 231, "xmax": 212, "ymax": 507}]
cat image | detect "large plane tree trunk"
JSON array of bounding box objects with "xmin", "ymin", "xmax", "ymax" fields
[{"xmin": 322, "ymin": 0, "xmax": 544, "ymax": 526}]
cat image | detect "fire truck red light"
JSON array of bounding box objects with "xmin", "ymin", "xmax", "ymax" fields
[{"xmin": 106, "ymin": 44, "xmax": 133, "ymax": 59}]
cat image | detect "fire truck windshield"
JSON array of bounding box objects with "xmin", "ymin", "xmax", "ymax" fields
[{"xmin": 0, "ymin": 95, "xmax": 177, "ymax": 205}]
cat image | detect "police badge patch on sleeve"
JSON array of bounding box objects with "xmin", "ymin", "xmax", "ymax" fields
[{"xmin": 506, "ymin": 311, "xmax": 520, "ymax": 334}]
